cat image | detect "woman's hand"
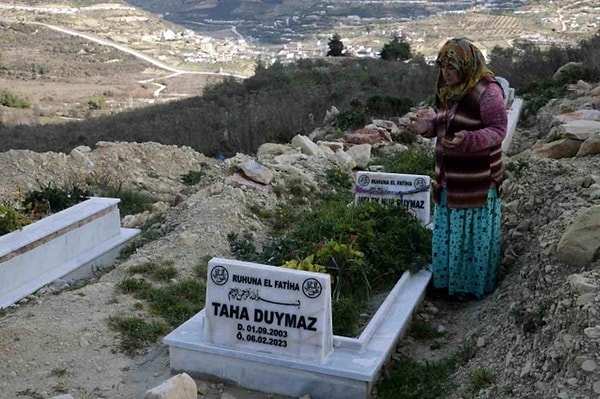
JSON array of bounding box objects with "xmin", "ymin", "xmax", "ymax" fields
[
  {"xmin": 408, "ymin": 116, "xmax": 429, "ymax": 135},
  {"xmin": 441, "ymin": 132, "xmax": 465, "ymax": 149}
]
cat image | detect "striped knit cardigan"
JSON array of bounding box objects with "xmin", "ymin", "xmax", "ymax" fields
[{"xmin": 430, "ymin": 77, "xmax": 504, "ymax": 209}]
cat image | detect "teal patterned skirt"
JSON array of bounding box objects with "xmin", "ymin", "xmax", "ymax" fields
[{"xmin": 431, "ymin": 188, "xmax": 501, "ymax": 299}]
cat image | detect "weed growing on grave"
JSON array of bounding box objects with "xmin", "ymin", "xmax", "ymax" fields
[
  {"xmin": 372, "ymin": 146, "xmax": 435, "ymax": 177},
  {"xmin": 181, "ymin": 169, "xmax": 204, "ymax": 186},
  {"xmin": 110, "ymin": 260, "xmax": 206, "ymax": 354},
  {"xmin": 375, "ymin": 355, "xmax": 454, "ymax": 398},
  {"xmin": 227, "ymin": 232, "xmax": 259, "ymax": 262},
  {"xmin": 331, "ymin": 296, "xmax": 367, "ymax": 336},
  {"xmin": 194, "ymin": 255, "xmax": 211, "ymax": 277},
  {"xmin": 97, "ymin": 185, "xmax": 156, "ymax": 216},
  {"xmin": 49, "ymin": 368, "xmax": 68, "ymax": 378},
  {"xmin": 468, "ymin": 367, "xmax": 495, "ymax": 393},
  {"xmin": 247, "ymin": 202, "xmax": 272, "ymax": 220},
  {"xmin": 86, "ymin": 172, "xmax": 160, "ymax": 216},
  {"xmin": 118, "ymin": 261, "xmax": 205, "ymax": 326},
  {"xmin": 375, "ymin": 340, "xmax": 477, "ymax": 399},
  {"xmin": 0, "ymin": 204, "xmax": 31, "ymax": 235},
  {"xmin": 0, "ymin": 179, "xmax": 158, "ymax": 238},
  {"xmin": 281, "ymin": 254, "xmax": 327, "ymax": 273},
  {"xmin": 315, "ymin": 237, "xmax": 369, "ymax": 301},
  {"xmin": 271, "ymin": 204, "xmax": 300, "ymax": 233},
  {"xmin": 22, "ymin": 182, "xmax": 91, "ymax": 216},
  {"xmin": 410, "ymin": 319, "xmax": 446, "ymax": 340},
  {"xmin": 127, "ymin": 260, "xmax": 177, "ymax": 281},
  {"xmin": 325, "ymin": 167, "xmax": 354, "ymax": 191},
  {"xmin": 108, "ymin": 316, "xmax": 169, "ymax": 356},
  {"xmin": 230, "ymin": 191, "xmax": 431, "ymax": 336},
  {"xmin": 0, "ymin": 182, "xmax": 91, "ymax": 236}
]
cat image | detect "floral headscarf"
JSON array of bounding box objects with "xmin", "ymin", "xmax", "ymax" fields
[{"xmin": 435, "ymin": 38, "xmax": 494, "ymax": 109}]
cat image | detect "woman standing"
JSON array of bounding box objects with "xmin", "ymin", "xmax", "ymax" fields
[{"xmin": 409, "ymin": 38, "xmax": 507, "ymax": 299}]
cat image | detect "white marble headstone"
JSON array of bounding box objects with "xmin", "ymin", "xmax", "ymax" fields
[
  {"xmin": 204, "ymin": 257, "xmax": 333, "ymax": 362},
  {"xmin": 354, "ymin": 171, "xmax": 431, "ymax": 225}
]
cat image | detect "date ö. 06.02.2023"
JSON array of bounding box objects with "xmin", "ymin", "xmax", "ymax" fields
[{"xmin": 236, "ymin": 323, "xmax": 288, "ymax": 347}]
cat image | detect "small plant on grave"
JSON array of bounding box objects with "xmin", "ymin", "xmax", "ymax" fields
[
  {"xmin": 227, "ymin": 232, "xmax": 259, "ymax": 262},
  {"xmin": 276, "ymin": 195, "xmax": 431, "ymax": 291},
  {"xmin": 108, "ymin": 316, "xmax": 169, "ymax": 356},
  {"xmin": 286, "ymin": 176, "xmax": 317, "ymax": 206},
  {"xmin": 270, "ymin": 204, "xmax": 301, "ymax": 234},
  {"xmin": 281, "ymin": 254, "xmax": 327, "ymax": 273},
  {"xmin": 333, "ymin": 107, "xmax": 367, "ymax": 131},
  {"xmin": 409, "ymin": 319, "xmax": 446, "ymax": 340},
  {"xmin": 150, "ymin": 263, "xmax": 178, "ymax": 281},
  {"xmin": 194, "ymin": 254, "xmax": 212, "ymax": 278},
  {"xmin": 314, "ymin": 236, "xmax": 369, "ymax": 302},
  {"xmin": 280, "ymin": 239, "xmax": 368, "ymax": 336},
  {"xmin": 331, "ymin": 296, "xmax": 366, "ymax": 337},
  {"xmin": 127, "ymin": 260, "xmax": 178, "ymax": 281},
  {"xmin": 375, "ymin": 340, "xmax": 477, "ymax": 399},
  {"xmin": 390, "ymin": 130, "xmax": 417, "ymax": 145},
  {"xmin": 357, "ymin": 201, "xmax": 432, "ymax": 286},
  {"xmin": 247, "ymin": 202, "xmax": 272, "ymax": 220},
  {"xmin": 0, "ymin": 204, "xmax": 31, "ymax": 236},
  {"xmin": 374, "ymin": 355, "xmax": 455, "ymax": 399},
  {"xmin": 372, "ymin": 146, "xmax": 435, "ymax": 177},
  {"xmin": 181, "ymin": 169, "xmax": 203, "ymax": 186},
  {"xmin": 113, "ymin": 260, "xmax": 207, "ymax": 355},
  {"xmin": 119, "ymin": 277, "xmax": 152, "ymax": 294},
  {"xmin": 469, "ymin": 368, "xmax": 495, "ymax": 393},
  {"xmin": 259, "ymin": 235, "xmax": 306, "ymax": 266},
  {"xmin": 94, "ymin": 183, "xmax": 157, "ymax": 216},
  {"xmin": 22, "ymin": 182, "xmax": 91, "ymax": 217},
  {"xmin": 325, "ymin": 167, "xmax": 353, "ymax": 191}
]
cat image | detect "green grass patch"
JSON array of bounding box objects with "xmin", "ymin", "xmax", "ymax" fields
[
  {"xmin": 127, "ymin": 260, "xmax": 177, "ymax": 281},
  {"xmin": 108, "ymin": 316, "xmax": 169, "ymax": 356},
  {"xmin": 373, "ymin": 146, "xmax": 435, "ymax": 177},
  {"xmin": 96, "ymin": 185, "xmax": 156, "ymax": 216},
  {"xmin": 469, "ymin": 367, "xmax": 495, "ymax": 393},
  {"xmin": 409, "ymin": 319, "xmax": 446, "ymax": 340},
  {"xmin": 111, "ymin": 260, "xmax": 207, "ymax": 354},
  {"xmin": 376, "ymin": 356, "xmax": 454, "ymax": 399},
  {"xmin": 22, "ymin": 182, "xmax": 91, "ymax": 216},
  {"xmin": 375, "ymin": 341, "xmax": 477, "ymax": 399},
  {"xmin": 325, "ymin": 167, "xmax": 354, "ymax": 191},
  {"xmin": 181, "ymin": 169, "xmax": 204, "ymax": 186}
]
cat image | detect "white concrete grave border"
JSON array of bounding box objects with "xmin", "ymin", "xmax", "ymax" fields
[
  {"xmin": 164, "ymin": 257, "xmax": 431, "ymax": 399},
  {"xmin": 0, "ymin": 197, "xmax": 140, "ymax": 309}
]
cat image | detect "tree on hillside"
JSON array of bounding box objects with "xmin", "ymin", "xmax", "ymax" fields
[
  {"xmin": 327, "ymin": 33, "xmax": 344, "ymax": 57},
  {"xmin": 380, "ymin": 35, "xmax": 412, "ymax": 61}
]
